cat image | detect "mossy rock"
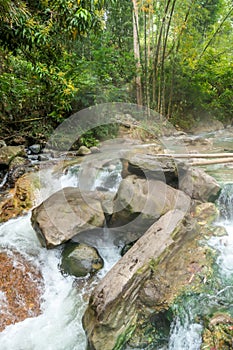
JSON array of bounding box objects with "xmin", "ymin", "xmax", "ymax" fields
[
  {"xmin": 0, "ymin": 173, "xmax": 35, "ymax": 223},
  {"xmin": 61, "ymin": 242, "xmax": 104, "ymax": 277},
  {"xmin": 201, "ymin": 313, "xmax": 233, "ymax": 350}
]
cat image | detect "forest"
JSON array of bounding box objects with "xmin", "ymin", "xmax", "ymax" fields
[{"xmin": 0, "ymin": 0, "xmax": 232, "ymax": 144}]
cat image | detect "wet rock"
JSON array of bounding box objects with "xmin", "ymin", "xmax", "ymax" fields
[
  {"xmin": 0, "ymin": 140, "xmax": 6, "ymax": 148},
  {"xmin": 179, "ymin": 166, "xmax": 221, "ymax": 202},
  {"xmin": 0, "ymin": 146, "xmax": 26, "ymax": 167},
  {"xmin": 90, "ymin": 146, "xmax": 101, "ymax": 154},
  {"xmin": 28, "ymin": 154, "xmax": 39, "ymax": 161},
  {"xmin": 77, "ymin": 145, "xmax": 91, "ymax": 156},
  {"xmin": 192, "ymin": 202, "xmax": 219, "ymax": 225},
  {"xmin": 38, "ymin": 154, "xmax": 50, "ymax": 161},
  {"xmin": 9, "ymin": 156, "xmax": 29, "ymax": 170},
  {"xmin": 7, "ymin": 165, "xmax": 26, "ymax": 187},
  {"xmin": 31, "ymin": 187, "xmax": 106, "ymax": 248},
  {"xmin": 0, "ymin": 249, "xmax": 43, "ymax": 332},
  {"xmin": 201, "ymin": 313, "xmax": 233, "ymax": 350},
  {"xmin": 83, "ymin": 205, "xmax": 218, "ymax": 350},
  {"xmin": 61, "ymin": 242, "xmax": 104, "ymax": 277},
  {"xmin": 125, "ymin": 154, "xmax": 183, "ymax": 186},
  {"xmin": 0, "ymin": 173, "xmax": 36, "ymax": 223},
  {"xmin": 182, "ymin": 136, "xmax": 213, "ymax": 147},
  {"xmin": 83, "ymin": 210, "xmax": 185, "ymax": 350},
  {"xmin": 29, "ymin": 144, "xmax": 41, "ymax": 154}
]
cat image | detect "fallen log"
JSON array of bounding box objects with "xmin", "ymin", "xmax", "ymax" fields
[
  {"xmin": 156, "ymin": 153, "xmax": 233, "ymax": 159},
  {"xmin": 191, "ymin": 158, "xmax": 233, "ymax": 166}
]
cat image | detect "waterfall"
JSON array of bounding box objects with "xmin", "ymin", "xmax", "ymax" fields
[
  {"xmin": 0, "ymin": 172, "xmax": 8, "ymax": 189},
  {"xmin": 217, "ymin": 182, "xmax": 233, "ymax": 222},
  {"xmin": 0, "ymin": 162, "xmax": 122, "ymax": 350}
]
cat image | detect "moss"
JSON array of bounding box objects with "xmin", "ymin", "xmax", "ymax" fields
[
  {"xmin": 127, "ymin": 311, "xmax": 171, "ymax": 349},
  {"xmin": 201, "ymin": 312, "xmax": 233, "ymax": 350},
  {"xmin": 113, "ymin": 324, "xmax": 137, "ymax": 350}
]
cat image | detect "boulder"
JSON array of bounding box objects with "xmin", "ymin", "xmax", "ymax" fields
[
  {"xmin": 29, "ymin": 144, "xmax": 41, "ymax": 154},
  {"xmin": 31, "ymin": 187, "xmax": 106, "ymax": 248},
  {"xmin": 201, "ymin": 313, "xmax": 233, "ymax": 350},
  {"xmin": 83, "ymin": 205, "xmax": 217, "ymax": 350},
  {"xmin": 179, "ymin": 166, "xmax": 221, "ymax": 202},
  {"xmin": 77, "ymin": 145, "xmax": 91, "ymax": 156},
  {"xmin": 0, "ymin": 145, "xmax": 26, "ymax": 167},
  {"xmin": 90, "ymin": 146, "xmax": 101, "ymax": 154},
  {"xmin": 83, "ymin": 210, "xmax": 185, "ymax": 350},
  {"xmin": 9, "ymin": 156, "xmax": 29, "ymax": 170},
  {"xmin": 109, "ymin": 175, "xmax": 190, "ymax": 241},
  {"xmin": 0, "ymin": 173, "xmax": 36, "ymax": 223},
  {"xmin": 192, "ymin": 202, "xmax": 219, "ymax": 225},
  {"xmin": 61, "ymin": 242, "xmax": 104, "ymax": 277},
  {"xmin": 125, "ymin": 153, "xmax": 183, "ymax": 186}
]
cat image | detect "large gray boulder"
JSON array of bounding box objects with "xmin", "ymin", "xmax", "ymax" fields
[
  {"xmin": 109, "ymin": 175, "xmax": 191, "ymax": 241},
  {"xmin": 121, "ymin": 152, "xmax": 220, "ymax": 203},
  {"xmin": 125, "ymin": 153, "xmax": 183, "ymax": 186},
  {"xmin": 179, "ymin": 166, "xmax": 221, "ymax": 202},
  {"xmin": 31, "ymin": 187, "xmax": 106, "ymax": 248}
]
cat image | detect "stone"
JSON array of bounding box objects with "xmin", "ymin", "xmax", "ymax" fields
[
  {"xmin": 201, "ymin": 313, "xmax": 233, "ymax": 350},
  {"xmin": 109, "ymin": 175, "xmax": 191, "ymax": 242},
  {"xmin": 77, "ymin": 145, "xmax": 91, "ymax": 156},
  {"xmin": 29, "ymin": 144, "xmax": 41, "ymax": 154},
  {"xmin": 7, "ymin": 165, "xmax": 26, "ymax": 187},
  {"xmin": 179, "ymin": 167, "xmax": 221, "ymax": 202},
  {"xmin": 83, "ymin": 204, "xmax": 218, "ymax": 350},
  {"xmin": 192, "ymin": 202, "xmax": 219, "ymax": 225},
  {"xmin": 61, "ymin": 242, "xmax": 104, "ymax": 277},
  {"xmin": 0, "ymin": 173, "xmax": 36, "ymax": 223},
  {"xmin": 125, "ymin": 154, "xmax": 183, "ymax": 186},
  {"xmin": 83, "ymin": 210, "xmax": 186, "ymax": 350},
  {"xmin": 0, "ymin": 140, "xmax": 6, "ymax": 148},
  {"xmin": 9, "ymin": 156, "xmax": 29, "ymax": 170},
  {"xmin": 90, "ymin": 146, "xmax": 101, "ymax": 154},
  {"xmin": 0, "ymin": 146, "xmax": 26, "ymax": 167},
  {"xmin": 31, "ymin": 187, "xmax": 106, "ymax": 248}
]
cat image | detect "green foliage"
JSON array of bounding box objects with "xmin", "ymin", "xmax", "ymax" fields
[
  {"xmin": 0, "ymin": 0, "xmax": 232, "ymax": 143},
  {"xmin": 78, "ymin": 123, "xmax": 119, "ymax": 147}
]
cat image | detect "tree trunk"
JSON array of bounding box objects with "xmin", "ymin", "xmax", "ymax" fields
[{"xmin": 132, "ymin": 0, "xmax": 143, "ymax": 105}]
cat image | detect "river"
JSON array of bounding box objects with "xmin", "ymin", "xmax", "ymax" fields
[{"xmin": 0, "ymin": 129, "xmax": 233, "ymax": 350}]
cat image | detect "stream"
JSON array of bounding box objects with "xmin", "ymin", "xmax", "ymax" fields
[
  {"xmin": 0, "ymin": 164, "xmax": 122, "ymax": 350},
  {"xmin": 0, "ymin": 128, "xmax": 233, "ymax": 350}
]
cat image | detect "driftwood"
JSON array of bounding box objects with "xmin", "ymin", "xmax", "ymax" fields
[
  {"xmin": 156, "ymin": 153, "xmax": 233, "ymax": 159},
  {"xmin": 152, "ymin": 153, "xmax": 233, "ymax": 166},
  {"xmin": 191, "ymin": 158, "xmax": 233, "ymax": 166}
]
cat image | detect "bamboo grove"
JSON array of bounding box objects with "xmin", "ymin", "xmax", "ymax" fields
[{"xmin": 0, "ymin": 0, "xmax": 232, "ymax": 141}]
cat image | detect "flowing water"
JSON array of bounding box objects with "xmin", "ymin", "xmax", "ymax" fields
[
  {"xmin": 0, "ymin": 163, "xmax": 121, "ymax": 350},
  {"xmin": 156, "ymin": 182, "xmax": 233, "ymax": 350},
  {"xmin": 1, "ymin": 135, "xmax": 233, "ymax": 350}
]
